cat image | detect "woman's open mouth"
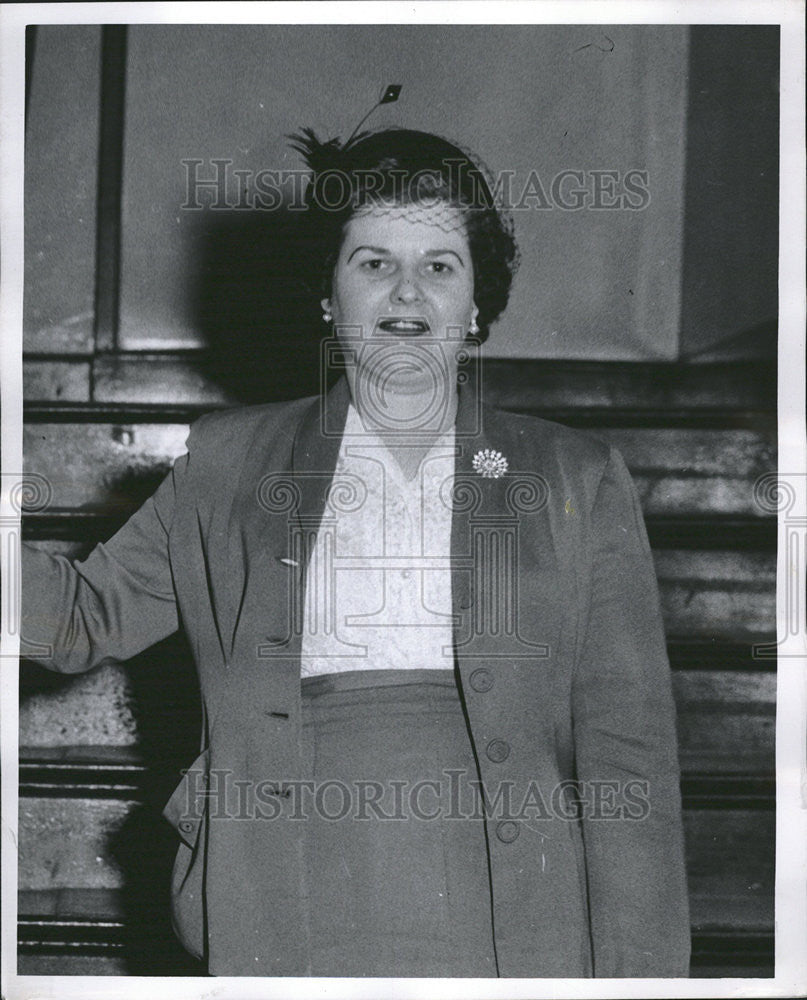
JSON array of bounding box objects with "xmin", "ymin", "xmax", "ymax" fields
[{"xmin": 376, "ymin": 318, "xmax": 431, "ymax": 336}]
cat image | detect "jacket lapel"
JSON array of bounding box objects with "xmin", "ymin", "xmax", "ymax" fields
[
  {"xmin": 451, "ymin": 378, "xmax": 510, "ymax": 657},
  {"xmin": 226, "ymin": 378, "xmax": 350, "ymax": 660},
  {"xmin": 451, "ymin": 380, "xmax": 555, "ymax": 664},
  {"xmin": 290, "ymin": 375, "xmax": 351, "ymax": 573}
]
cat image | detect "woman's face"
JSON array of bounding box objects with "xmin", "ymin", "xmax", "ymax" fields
[{"xmin": 323, "ymin": 200, "xmax": 478, "ymax": 401}]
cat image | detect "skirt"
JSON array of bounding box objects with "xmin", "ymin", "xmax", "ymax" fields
[{"xmin": 299, "ymin": 668, "xmax": 498, "ymax": 977}]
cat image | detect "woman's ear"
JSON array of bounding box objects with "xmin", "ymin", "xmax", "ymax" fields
[{"xmin": 321, "ymin": 298, "xmax": 331, "ymax": 313}]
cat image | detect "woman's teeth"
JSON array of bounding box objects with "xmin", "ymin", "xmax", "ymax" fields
[{"xmin": 377, "ymin": 319, "xmax": 430, "ymax": 335}]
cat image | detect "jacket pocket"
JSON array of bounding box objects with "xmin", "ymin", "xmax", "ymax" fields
[{"xmin": 162, "ymin": 748, "xmax": 209, "ymax": 960}]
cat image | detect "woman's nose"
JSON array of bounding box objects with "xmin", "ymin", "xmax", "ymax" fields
[{"xmin": 391, "ymin": 273, "xmax": 424, "ymax": 304}]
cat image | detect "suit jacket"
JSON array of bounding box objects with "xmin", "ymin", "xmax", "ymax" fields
[{"xmin": 22, "ymin": 375, "xmax": 691, "ymax": 977}]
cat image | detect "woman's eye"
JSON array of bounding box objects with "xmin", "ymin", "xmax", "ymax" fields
[
  {"xmin": 360, "ymin": 258, "xmax": 390, "ymax": 272},
  {"xmin": 427, "ymin": 261, "xmax": 453, "ymax": 275}
]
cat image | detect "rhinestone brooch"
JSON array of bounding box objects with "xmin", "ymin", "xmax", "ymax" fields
[{"xmin": 472, "ymin": 448, "xmax": 509, "ymax": 479}]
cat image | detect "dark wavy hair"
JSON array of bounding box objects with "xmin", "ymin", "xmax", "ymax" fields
[{"xmin": 288, "ymin": 127, "xmax": 520, "ymax": 343}]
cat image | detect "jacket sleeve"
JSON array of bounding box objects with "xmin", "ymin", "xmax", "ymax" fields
[
  {"xmin": 20, "ymin": 445, "xmax": 190, "ymax": 674},
  {"xmin": 572, "ymin": 445, "xmax": 691, "ymax": 977}
]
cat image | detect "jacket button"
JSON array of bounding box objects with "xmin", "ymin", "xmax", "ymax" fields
[
  {"xmin": 179, "ymin": 820, "xmax": 195, "ymax": 834},
  {"xmin": 496, "ymin": 820, "xmax": 520, "ymax": 844},
  {"xmin": 486, "ymin": 738, "xmax": 511, "ymax": 763},
  {"xmin": 469, "ymin": 668, "xmax": 493, "ymax": 693}
]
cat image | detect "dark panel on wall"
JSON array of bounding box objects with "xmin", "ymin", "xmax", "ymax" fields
[
  {"xmin": 94, "ymin": 26, "xmax": 128, "ymax": 352},
  {"xmin": 24, "ymin": 26, "xmax": 101, "ymax": 356},
  {"xmin": 680, "ymin": 26, "xmax": 779, "ymax": 360},
  {"xmin": 117, "ymin": 24, "xmax": 687, "ymax": 359}
]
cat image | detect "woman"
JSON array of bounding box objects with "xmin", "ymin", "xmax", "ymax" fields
[{"xmin": 21, "ymin": 127, "xmax": 690, "ymax": 978}]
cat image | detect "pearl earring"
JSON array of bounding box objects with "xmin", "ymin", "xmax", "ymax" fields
[{"xmin": 322, "ymin": 309, "xmax": 332, "ymax": 323}]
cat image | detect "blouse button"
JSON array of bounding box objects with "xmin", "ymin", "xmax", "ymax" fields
[
  {"xmin": 469, "ymin": 668, "xmax": 494, "ymax": 692},
  {"xmin": 486, "ymin": 739, "xmax": 511, "ymax": 763},
  {"xmin": 496, "ymin": 820, "xmax": 520, "ymax": 844},
  {"xmin": 179, "ymin": 820, "xmax": 195, "ymax": 834}
]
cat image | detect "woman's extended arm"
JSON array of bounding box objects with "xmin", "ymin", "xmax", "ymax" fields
[
  {"xmin": 572, "ymin": 446, "xmax": 691, "ymax": 977},
  {"xmin": 20, "ymin": 450, "xmax": 189, "ymax": 674}
]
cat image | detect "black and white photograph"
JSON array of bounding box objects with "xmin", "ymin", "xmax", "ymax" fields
[{"xmin": 1, "ymin": 3, "xmax": 804, "ymax": 997}]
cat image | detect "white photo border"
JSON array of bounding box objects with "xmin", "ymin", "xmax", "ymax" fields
[{"xmin": 2, "ymin": 3, "xmax": 804, "ymax": 999}]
